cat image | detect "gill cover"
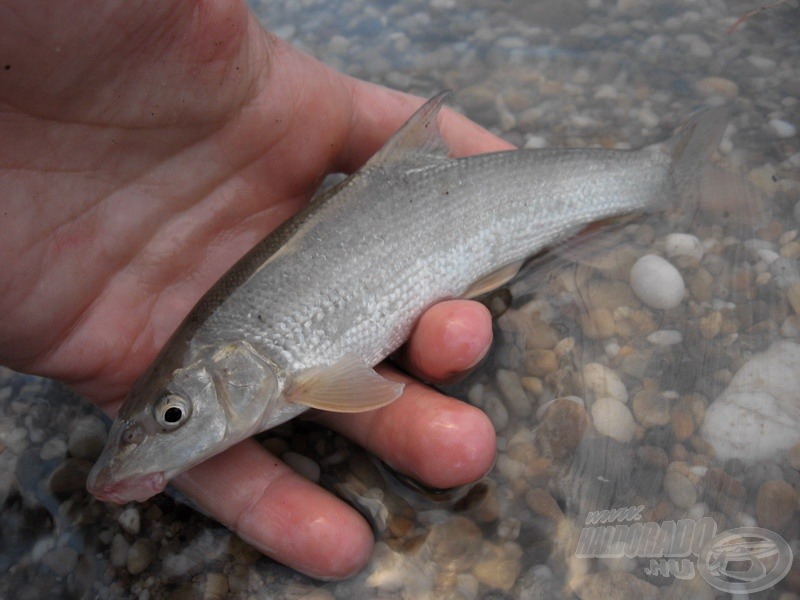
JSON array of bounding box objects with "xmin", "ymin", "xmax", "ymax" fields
[{"xmin": 204, "ymin": 340, "xmax": 281, "ymax": 432}]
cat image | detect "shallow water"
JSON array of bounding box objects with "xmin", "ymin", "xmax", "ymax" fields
[{"xmin": 2, "ymin": 0, "xmax": 799, "ymax": 598}]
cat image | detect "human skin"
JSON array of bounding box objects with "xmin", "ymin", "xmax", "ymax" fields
[{"xmin": 0, "ymin": 0, "xmax": 511, "ymax": 579}]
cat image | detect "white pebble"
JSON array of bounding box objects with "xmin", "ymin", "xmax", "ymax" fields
[
  {"xmin": 647, "ymin": 329, "xmax": 683, "ymax": 346},
  {"xmin": 687, "ymin": 502, "xmax": 709, "ymax": 520},
  {"xmin": 629, "ymin": 254, "xmax": 685, "ymax": 309},
  {"xmin": 39, "ymin": 438, "xmax": 68, "ymax": 461},
  {"xmin": 582, "ymin": 363, "xmax": 628, "ymax": 404},
  {"xmin": 523, "ymin": 135, "xmax": 547, "ymax": 149},
  {"xmin": 769, "ymin": 119, "xmax": 796, "ymax": 139},
  {"xmin": 756, "ymin": 248, "xmax": 780, "ymax": 265},
  {"xmin": 702, "ymin": 341, "xmax": 800, "ymax": 460},
  {"xmin": 594, "ymin": 84, "xmax": 618, "ymax": 99},
  {"xmin": 282, "ymin": 451, "xmax": 321, "ymax": 483},
  {"xmin": 747, "ymin": 56, "xmax": 776, "ymax": 70},
  {"xmin": 664, "ymin": 233, "xmax": 704, "ymax": 261},
  {"xmin": 118, "ymin": 507, "xmax": 141, "ymax": 535},
  {"xmin": 591, "ymin": 397, "xmax": 635, "ymax": 443},
  {"xmin": 496, "ymin": 369, "xmax": 533, "ymax": 418}
]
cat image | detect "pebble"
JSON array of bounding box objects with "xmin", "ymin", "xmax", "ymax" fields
[
  {"xmin": 694, "ymin": 76, "xmax": 739, "ymax": 99},
  {"xmin": 39, "ymin": 438, "xmax": 67, "ymax": 461},
  {"xmin": 756, "ymin": 479, "xmax": 798, "ymax": 531},
  {"xmin": 203, "ymin": 573, "xmax": 229, "ymax": 600},
  {"xmin": 495, "ymin": 369, "xmax": 533, "ymax": 418},
  {"xmin": 42, "ymin": 546, "xmax": 79, "ymax": 577},
  {"xmin": 67, "ymin": 415, "xmax": 108, "ymax": 460},
  {"xmin": 110, "ymin": 533, "xmax": 130, "ymax": 569},
  {"xmin": 118, "ymin": 507, "xmax": 141, "ymax": 535},
  {"xmin": 769, "ymin": 118, "xmax": 797, "ymax": 138},
  {"xmin": 536, "ymin": 398, "xmax": 590, "ymax": 462},
  {"xmin": 579, "ymin": 307, "xmax": 616, "ymax": 339},
  {"xmin": 646, "ymin": 329, "xmax": 682, "ymax": 346},
  {"xmin": 632, "ymin": 388, "xmax": 671, "ymax": 428},
  {"xmin": 127, "ymin": 539, "xmax": 157, "ymax": 575},
  {"xmin": 523, "ymin": 349, "xmax": 559, "ymax": 377},
  {"xmin": 629, "ymin": 255, "xmax": 685, "ymax": 310},
  {"xmin": 428, "ymin": 517, "xmax": 483, "ymax": 571},
  {"xmin": 525, "ymin": 488, "xmax": 564, "ymax": 522},
  {"xmin": 48, "ymin": 457, "xmax": 92, "ymax": 496},
  {"xmin": 664, "ymin": 232, "xmax": 704, "ymax": 262},
  {"xmin": 591, "ymin": 397, "xmax": 635, "ymax": 443},
  {"xmin": 702, "ymin": 341, "xmax": 800, "ymax": 460},
  {"xmin": 282, "ymin": 451, "xmax": 321, "ymax": 483},
  {"xmin": 581, "ymin": 363, "xmax": 628, "ymax": 404},
  {"xmin": 483, "ymin": 393, "xmax": 509, "ymax": 431},
  {"xmin": 472, "ymin": 543, "xmax": 521, "ymax": 592},
  {"xmin": 663, "ymin": 470, "xmax": 697, "ymax": 508}
]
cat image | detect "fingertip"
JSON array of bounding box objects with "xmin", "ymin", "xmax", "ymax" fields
[
  {"xmin": 408, "ymin": 401, "xmax": 497, "ymax": 488},
  {"xmin": 405, "ymin": 299, "xmax": 493, "ymax": 383},
  {"xmin": 232, "ymin": 474, "xmax": 375, "ymax": 580},
  {"xmin": 174, "ymin": 441, "xmax": 375, "ymax": 581}
]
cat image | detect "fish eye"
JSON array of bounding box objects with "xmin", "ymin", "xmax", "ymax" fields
[{"xmin": 154, "ymin": 393, "xmax": 191, "ymax": 430}]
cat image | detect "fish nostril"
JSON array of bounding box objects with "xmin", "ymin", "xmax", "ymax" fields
[{"xmin": 120, "ymin": 423, "xmax": 144, "ymax": 446}]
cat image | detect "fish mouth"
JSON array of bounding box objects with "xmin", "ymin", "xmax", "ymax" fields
[{"xmin": 87, "ymin": 467, "xmax": 167, "ymax": 504}]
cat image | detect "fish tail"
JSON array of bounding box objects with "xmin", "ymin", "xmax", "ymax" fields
[{"xmin": 663, "ymin": 106, "xmax": 731, "ymax": 204}]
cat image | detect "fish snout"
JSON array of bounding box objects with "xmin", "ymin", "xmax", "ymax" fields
[{"xmin": 87, "ymin": 465, "xmax": 166, "ymax": 504}]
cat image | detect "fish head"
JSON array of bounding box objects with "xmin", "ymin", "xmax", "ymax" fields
[{"xmin": 87, "ymin": 340, "xmax": 283, "ymax": 503}]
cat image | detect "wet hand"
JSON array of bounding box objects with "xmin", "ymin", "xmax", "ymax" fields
[{"xmin": 0, "ymin": 0, "xmax": 510, "ymax": 579}]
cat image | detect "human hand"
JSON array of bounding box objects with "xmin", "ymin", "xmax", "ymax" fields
[{"xmin": 0, "ymin": 0, "xmax": 511, "ymax": 579}]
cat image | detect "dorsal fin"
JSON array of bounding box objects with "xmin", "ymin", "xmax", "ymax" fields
[{"xmin": 365, "ymin": 90, "xmax": 453, "ymax": 170}]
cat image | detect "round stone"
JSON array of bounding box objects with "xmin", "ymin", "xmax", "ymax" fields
[
  {"xmin": 282, "ymin": 451, "xmax": 321, "ymax": 483},
  {"xmin": 591, "ymin": 397, "xmax": 635, "ymax": 443},
  {"xmin": 664, "ymin": 233, "xmax": 704, "ymax": 262},
  {"xmin": 537, "ymin": 398, "xmax": 590, "ymax": 462},
  {"xmin": 769, "ymin": 119, "xmax": 797, "ymax": 138},
  {"xmin": 629, "ymin": 254, "xmax": 685, "ymax": 310},
  {"xmin": 663, "ymin": 470, "xmax": 697, "ymax": 508},
  {"xmin": 118, "ymin": 507, "xmax": 141, "ymax": 535},
  {"xmin": 632, "ymin": 389, "xmax": 671, "ymax": 428},
  {"xmin": 67, "ymin": 415, "xmax": 108, "ymax": 460},
  {"xmin": 582, "ymin": 363, "xmax": 628, "ymax": 404},
  {"xmin": 755, "ymin": 479, "xmax": 797, "ymax": 531},
  {"xmin": 127, "ymin": 539, "xmax": 157, "ymax": 575}
]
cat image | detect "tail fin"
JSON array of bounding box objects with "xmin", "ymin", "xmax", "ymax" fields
[{"xmin": 666, "ymin": 106, "xmax": 730, "ymax": 199}]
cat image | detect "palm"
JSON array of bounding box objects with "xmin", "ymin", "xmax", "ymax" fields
[
  {"xmin": 1, "ymin": 0, "xmax": 504, "ymax": 579},
  {"xmin": 2, "ymin": 2, "xmax": 326, "ymax": 404}
]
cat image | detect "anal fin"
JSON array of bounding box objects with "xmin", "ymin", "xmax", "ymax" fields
[
  {"xmin": 464, "ymin": 260, "xmax": 524, "ymax": 298},
  {"xmin": 287, "ymin": 354, "xmax": 404, "ymax": 413}
]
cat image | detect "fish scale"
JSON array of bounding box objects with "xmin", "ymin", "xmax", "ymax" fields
[{"xmin": 87, "ymin": 92, "xmax": 729, "ymax": 503}]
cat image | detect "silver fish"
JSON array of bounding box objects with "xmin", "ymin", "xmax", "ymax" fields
[{"xmin": 87, "ymin": 92, "xmax": 728, "ymax": 503}]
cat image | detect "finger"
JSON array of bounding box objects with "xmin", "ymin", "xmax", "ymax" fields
[
  {"xmin": 397, "ymin": 299, "xmax": 493, "ymax": 384},
  {"xmin": 173, "ymin": 438, "xmax": 373, "ymax": 580},
  {"xmin": 317, "ymin": 368, "xmax": 496, "ymax": 489}
]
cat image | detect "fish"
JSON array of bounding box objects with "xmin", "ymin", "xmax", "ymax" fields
[{"xmin": 87, "ymin": 92, "xmax": 729, "ymax": 503}]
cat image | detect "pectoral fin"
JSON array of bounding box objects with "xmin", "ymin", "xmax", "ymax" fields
[
  {"xmin": 463, "ymin": 260, "xmax": 524, "ymax": 298},
  {"xmin": 287, "ymin": 354, "xmax": 404, "ymax": 412}
]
